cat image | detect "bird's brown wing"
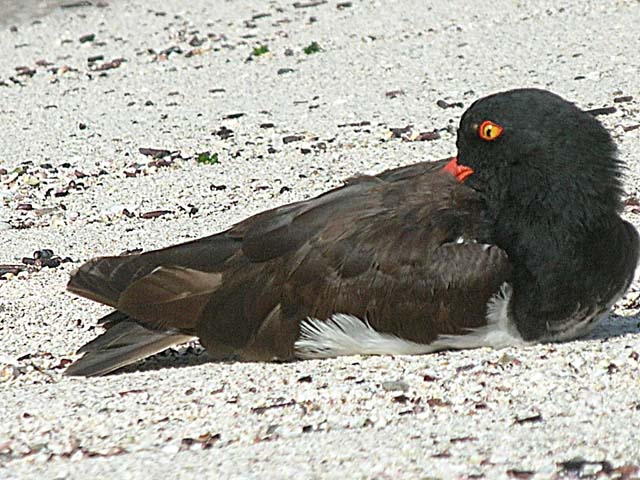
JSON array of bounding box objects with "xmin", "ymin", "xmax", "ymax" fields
[
  {"xmin": 206, "ymin": 167, "xmax": 512, "ymax": 360},
  {"xmin": 66, "ymin": 161, "xmax": 510, "ymax": 375}
]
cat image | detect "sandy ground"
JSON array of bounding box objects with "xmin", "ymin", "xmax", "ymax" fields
[
  {"xmin": 1, "ymin": 0, "xmax": 640, "ymax": 478},
  {"xmin": 0, "ymin": 0, "xmax": 96, "ymax": 28}
]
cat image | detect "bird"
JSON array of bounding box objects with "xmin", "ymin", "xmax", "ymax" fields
[{"xmin": 64, "ymin": 88, "xmax": 639, "ymax": 376}]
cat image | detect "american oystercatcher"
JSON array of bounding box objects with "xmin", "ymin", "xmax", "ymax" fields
[{"xmin": 65, "ymin": 88, "xmax": 639, "ymax": 376}]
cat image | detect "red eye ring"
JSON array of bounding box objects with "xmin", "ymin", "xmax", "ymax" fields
[{"xmin": 478, "ymin": 120, "xmax": 504, "ymax": 141}]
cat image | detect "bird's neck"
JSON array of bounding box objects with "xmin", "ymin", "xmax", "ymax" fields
[
  {"xmin": 492, "ymin": 201, "xmax": 620, "ymax": 341},
  {"xmin": 492, "ymin": 193, "xmax": 618, "ymax": 275}
]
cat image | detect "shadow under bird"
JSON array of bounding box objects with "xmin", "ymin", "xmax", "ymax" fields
[{"xmin": 65, "ymin": 88, "xmax": 639, "ymax": 376}]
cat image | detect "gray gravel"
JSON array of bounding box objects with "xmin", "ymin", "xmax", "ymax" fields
[{"xmin": 1, "ymin": 0, "xmax": 640, "ymax": 478}]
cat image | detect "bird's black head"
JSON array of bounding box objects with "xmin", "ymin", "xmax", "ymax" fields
[{"xmin": 455, "ymin": 88, "xmax": 623, "ymax": 230}]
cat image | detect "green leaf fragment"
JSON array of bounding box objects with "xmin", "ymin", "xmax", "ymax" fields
[
  {"xmin": 303, "ymin": 42, "xmax": 321, "ymax": 54},
  {"xmin": 196, "ymin": 152, "xmax": 219, "ymax": 165},
  {"xmin": 252, "ymin": 45, "xmax": 269, "ymax": 56}
]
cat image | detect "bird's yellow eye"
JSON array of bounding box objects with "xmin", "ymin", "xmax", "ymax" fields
[{"xmin": 478, "ymin": 120, "xmax": 504, "ymax": 141}]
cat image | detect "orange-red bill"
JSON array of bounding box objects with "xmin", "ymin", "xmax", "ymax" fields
[{"xmin": 442, "ymin": 157, "xmax": 474, "ymax": 182}]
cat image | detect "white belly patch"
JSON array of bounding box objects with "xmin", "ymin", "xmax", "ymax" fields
[
  {"xmin": 294, "ymin": 283, "xmax": 525, "ymax": 359},
  {"xmin": 295, "ymin": 314, "xmax": 440, "ymax": 359}
]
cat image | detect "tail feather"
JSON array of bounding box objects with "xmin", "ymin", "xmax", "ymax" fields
[
  {"xmin": 65, "ymin": 319, "xmax": 194, "ymax": 376},
  {"xmin": 65, "ymin": 236, "xmax": 239, "ymax": 376},
  {"xmin": 96, "ymin": 310, "xmax": 129, "ymax": 327},
  {"xmin": 67, "ymin": 234, "xmax": 240, "ymax": 308},
  {"xmin": 68, "ymin": 254, "xmax": 161, "ymax": 308},
  {"xmin": 67, "ymin": 257, "xmax": 131, "ymax": 307}
]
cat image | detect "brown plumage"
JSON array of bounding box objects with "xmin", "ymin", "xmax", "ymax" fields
[{"xmin": 66, "ymin": 161, "xmax": 509, "ymax": 375}]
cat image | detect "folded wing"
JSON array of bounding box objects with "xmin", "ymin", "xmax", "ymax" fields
[{"xmin": 66, "ymin": 161, "xmax": 511, "ymax": 375}]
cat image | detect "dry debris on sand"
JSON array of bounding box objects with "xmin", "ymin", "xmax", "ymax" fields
[{"xmin": 1, "ymin": 0, "xmax": 640, "ymax": 478}]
